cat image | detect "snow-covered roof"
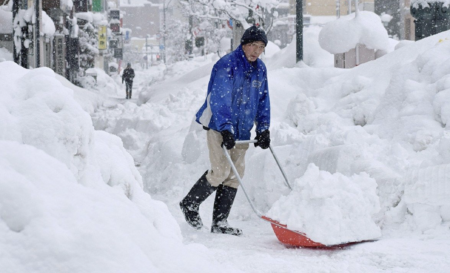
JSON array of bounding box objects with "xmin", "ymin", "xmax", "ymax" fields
[{"xmin": 319, "ymin": 11, "xmax": 389, "ymax": 54}]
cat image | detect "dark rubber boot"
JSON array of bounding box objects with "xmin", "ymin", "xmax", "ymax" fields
[
  {"xmin": 180, "ymin": 171, "xmax": 217, "ymax": 229},
  {"xmin": 211, "ymin": 184, "xmax": 242, "ymax": 236}
]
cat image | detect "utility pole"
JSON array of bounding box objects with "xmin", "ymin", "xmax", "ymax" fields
[
  {"xmin": 348, "ymin": 0, "xmax": 352, "ymax": 14},
  {"xmin": 336, "ymin": 0, "xmax": 340, "ymax": 18},
  {"xmin": 147, "ymin": 36, "xmax": 149, "ymax": 69},
  {"xmin": 12, "ymin": 0, "xmax": 28, "ymax": 68},
  {"xmin": 296, "ymin": 0, "xmax": 303, "ymax": 62},
  {"xmin": 35, "ymin": 0, "xmax": 43, "ymax": 67},
  {"xmin": 163, "ymin": 1, "xmax": 166, "ymax": 63},
  {"xmin": 355, "ymin": 0, "xmax": 360, "ymax": 66}
]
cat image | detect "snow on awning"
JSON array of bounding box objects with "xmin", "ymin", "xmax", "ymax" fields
[{"xmin": 42, "ymin": 10, "xmax": 56, "ymax": 37}]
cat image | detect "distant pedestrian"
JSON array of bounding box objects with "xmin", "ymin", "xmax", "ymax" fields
[{"xmin": 122, "ymin": 63, "xmax": 135, "ymax": 99}]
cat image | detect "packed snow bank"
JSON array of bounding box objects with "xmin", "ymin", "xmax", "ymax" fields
[
  {"xmin": 0, "ymin": 61, "xmax": 238, "ymax": 273},
  {"xmin": 272, "ymin": 31, "xmax": 450, "ymax": 232},
  {"xmin": 55, "ymin": 73, "xmax": 106, "ymax": 115},
  {"xmin": 319, "ymin": 11, "xmax": 389, "ymax": 54},
  {"xmin": 0, "ymin": 141, "xmax": 237, "ymax": 273},
  {"xmin": 80, "ymin": 67, "xmax": 122, "ymax": 97},
  {"xmin": 0, "ymin": 63, "xmax": 95, "ymax": 184},
  {"xmin": 266, "ymin": 164, "xmax": 381, "ymax": 245}
]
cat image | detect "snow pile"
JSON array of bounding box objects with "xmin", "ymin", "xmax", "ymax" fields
[
  {"xmin": 266, "ymin": 164, "xmax": 381, "ymax": 245},
  {"xmin": 0, "ymin": 64, "xmax": 95, "ymax": 183},
  {"xmin": 266, "ymin": 26, "xmax": 334, "ymax": 69},
  {"xmin": 81, "ymin": 67, "xmax": 122, "ymax": 97},
  {"xmin": 0, "ymin": 61, "xmax": 236, "ymax": 273},
  {"xmin": 275, "ymin": 32, "xmax": 450, "ymax": 232},
  {"xmin": 319, "ymin": 11, "xmax": 389, "ymax": 54},
  {"xmin": 0, "ymin": 141, "xmax": 232, "ymax": 273}
]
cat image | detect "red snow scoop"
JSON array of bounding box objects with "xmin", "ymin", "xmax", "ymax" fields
[{"xmin": 223, "ymin": 140, "xmax": 363, "ymax": 248}]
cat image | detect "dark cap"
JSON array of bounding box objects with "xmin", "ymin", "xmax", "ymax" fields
[{"xmin": 240, "ymin": 26, "xmax": 268, "ymax": 47}]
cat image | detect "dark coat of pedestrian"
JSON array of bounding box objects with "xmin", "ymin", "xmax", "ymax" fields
[
  {"xmin": 180, "ymin": 26, "xmax": 271, "ymax": 236},
  {"xmin": 122, "ymin": 63, "xmax": 135, "ymax": 99}
]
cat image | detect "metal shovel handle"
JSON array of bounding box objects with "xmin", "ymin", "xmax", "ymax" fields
[{"xmin": 222, "ymin": 140, "xmax": 292, "ymax": 218}]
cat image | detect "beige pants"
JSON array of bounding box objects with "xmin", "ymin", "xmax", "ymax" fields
[{"xmin": 205, "ymin": 130, "xmax": 249, "ymax": 189}]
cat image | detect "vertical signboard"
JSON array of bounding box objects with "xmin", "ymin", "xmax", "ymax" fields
[
  {"xmin": 109, "ymin": 39, "xmax": 118, "ymax": 49},
  {"xmin": 114, "ymin": 48, "xmax": 123, "ymax": 59},
  {"xmin": 54, "ymin": 35, "xmax": 66, "ymax": 76},
  {"xmin": 98, "ymin": 25, "xmax": 107, "ymax": 50},
  {"xmin": 92, "ymin": 0, "xmax": 102, "ymax": 12},
  {"xmin": 110, "ymin": 10, "xmax": 120, "ymax": 20},
  {"xmin": 124, "ymin": 29, "xmax": 131, "ymax": 42},
  {"xmin": 110, "ymin": 23, "xmax": 120, "ymax": 33}
]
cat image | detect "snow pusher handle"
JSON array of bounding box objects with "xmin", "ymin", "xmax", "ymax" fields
[{"xmin": 222, "ymin": 140, "xmax": 293, "ymax": 218}]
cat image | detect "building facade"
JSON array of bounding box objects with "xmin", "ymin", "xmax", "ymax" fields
[
  {"xmin": 375, "ymin": 0, "xmax": 414, "ymax": 40},
  {"xmin": 288, "ymin": 0, "xmax": 375, "ymax": 16},
  {"xmin": 120, "ymin": 0, "xmax": 160, "ymax": 38}
]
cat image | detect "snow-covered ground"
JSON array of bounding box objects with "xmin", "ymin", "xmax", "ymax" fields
[{"xmin": 2, "ymin": 25, "xmax": 450, "ymax": 272}]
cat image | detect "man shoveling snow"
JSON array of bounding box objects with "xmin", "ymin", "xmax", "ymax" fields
[{"xmin": 179, "ymin": 26, "xmax": 271, "ymax": 236}]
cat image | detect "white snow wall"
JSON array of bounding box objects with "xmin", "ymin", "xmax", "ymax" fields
[{"xmin": 0, "ymin": 61, "xmax": 237, "ymax": 273}]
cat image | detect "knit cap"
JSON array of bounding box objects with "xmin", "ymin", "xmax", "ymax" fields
[{"xmin": 240, "ymin": 26, "xmax": 268, "ymax": 47}]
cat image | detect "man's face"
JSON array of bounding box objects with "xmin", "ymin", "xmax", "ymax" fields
[{"xmin": 242, "ymin": 41, "xmax": 265, "ymax": 62}]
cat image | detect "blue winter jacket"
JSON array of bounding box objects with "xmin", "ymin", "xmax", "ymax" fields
[{"xmin": 195, "ymin": 45, "xmax": 270, "ymax": 140}]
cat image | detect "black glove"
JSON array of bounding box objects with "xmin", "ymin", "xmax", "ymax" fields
[
  {"xmin": 221, "ymin": 130, "xmax": 235, "ymax": 150},
  {"xmin": 254, "ymin": 130, "xmax": 270, "ymax": 149}
]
